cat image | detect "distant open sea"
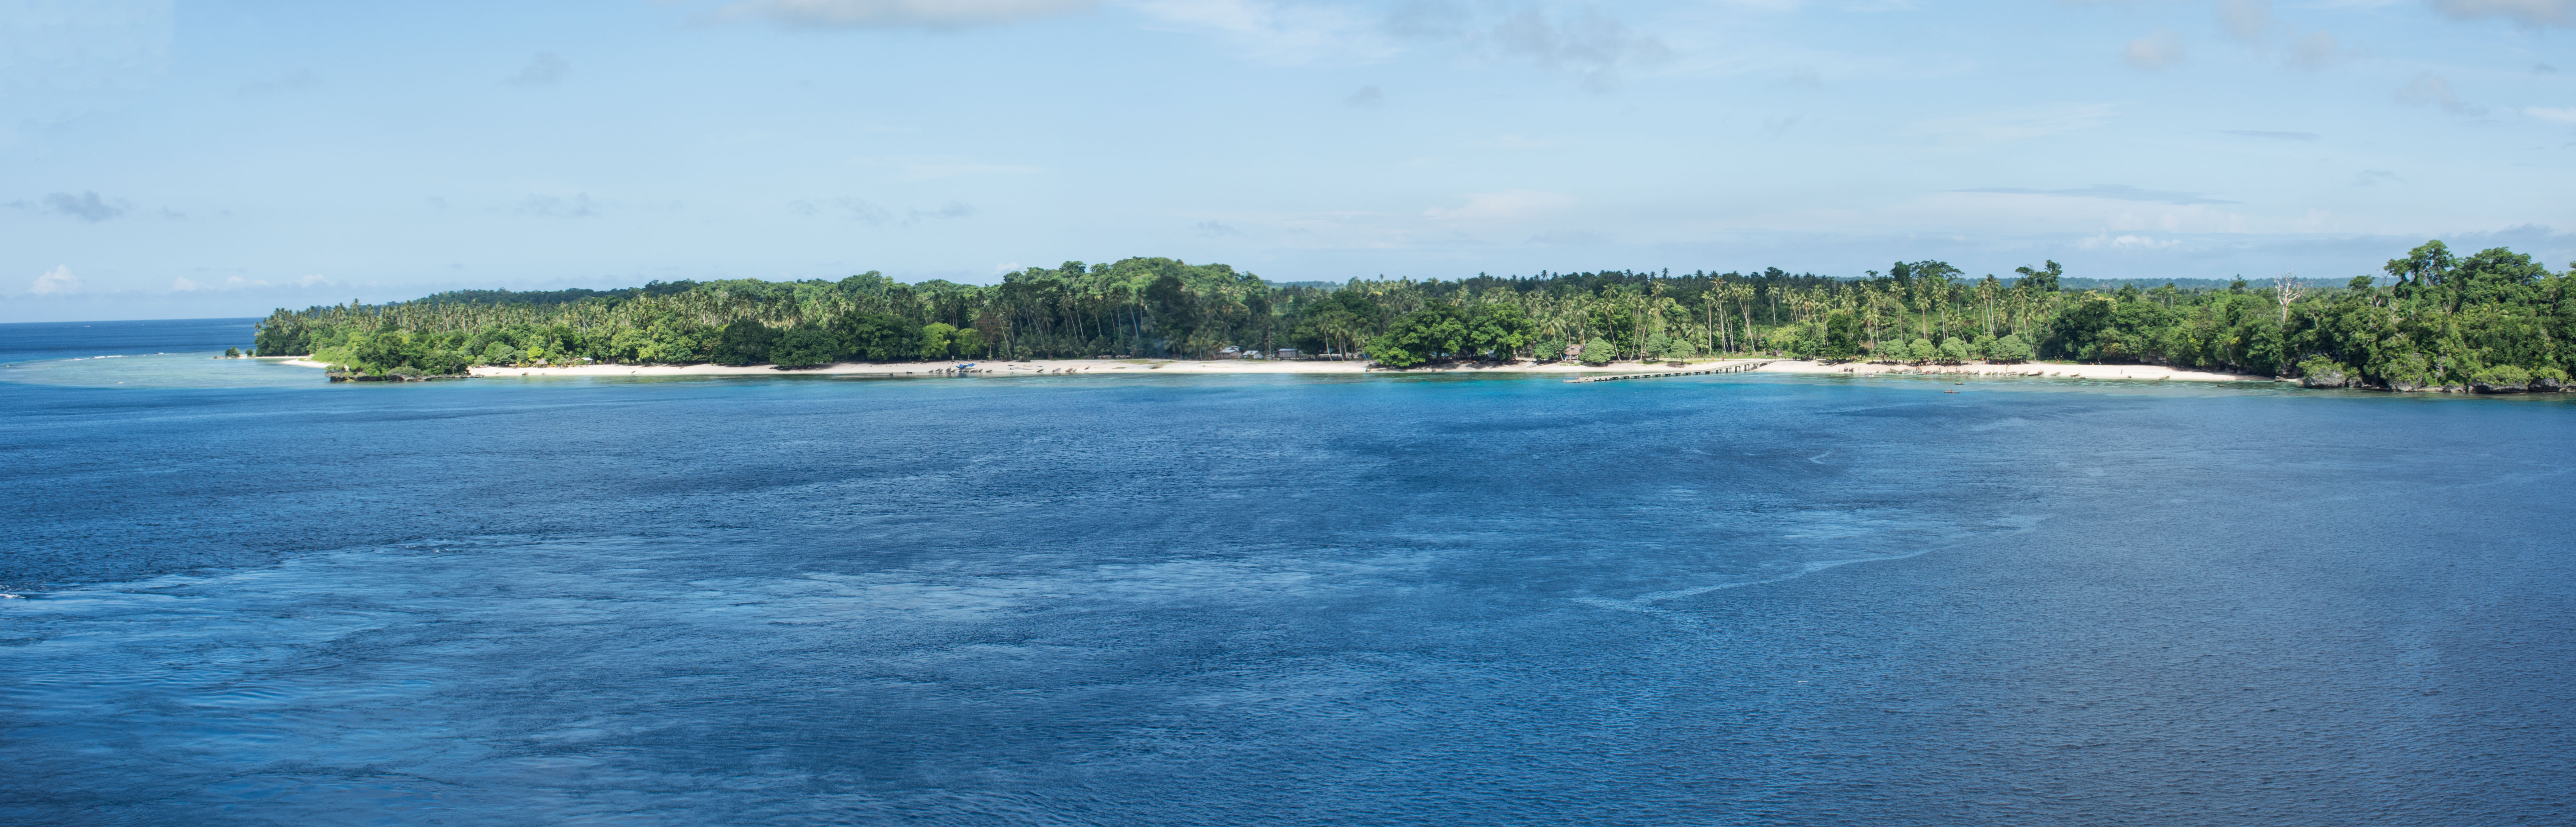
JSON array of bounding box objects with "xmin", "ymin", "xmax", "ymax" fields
[{"xmin": 4, "ymin": 318, "xmax": 2572, "ymax": 826}]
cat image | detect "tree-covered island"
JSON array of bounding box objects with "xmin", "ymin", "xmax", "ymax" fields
[{"xmin": 256, "ymin": 240, "xmax": 2576, "ymax": 392}]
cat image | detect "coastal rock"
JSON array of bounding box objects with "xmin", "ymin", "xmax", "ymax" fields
[
  {"xmin": 2472, "ymin": 380, "xmax": 2528, "ymax": 394},
  {"xmin": 2299, "ymin": 369, "xmax": 2349, "ymax": 389},
  {"xmin": 327, "ymin": 371, "xmax": 471, "ymax": 383},
  {"xmin": 2532, "ymin": 377, "xmax": 2564, "ymax": 393}
]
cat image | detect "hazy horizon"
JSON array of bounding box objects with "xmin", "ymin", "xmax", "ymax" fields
[{"xmin": 6, "ymin": 0, "xmax": 2572, "ymax": 322}]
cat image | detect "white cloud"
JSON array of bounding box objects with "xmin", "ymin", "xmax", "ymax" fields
[
  {"xmin": 2527, "ymin": 106, "xmax": 2576, "ymax": 122},
  {"xmin": 2123, "ymin": 28, "xmax": 2184, "ymax": 70},
  {"xmin": 721, "ymin": 0, "xmax": 1096, "ymax": 27},
  {"xmin": 32, "ymin": 265, "xmax": 80, "ymax": 294},
  {"xmin": 2217, "ymin": 0, "xmax": 2274, "ymax": 42},
  {"xmin": 1125, "ymin": 0, "xmax": 1397, "ymax": 64},
  {"xmin": 172, "ymin": 276, "xmax": 199, "ymax": 291},
  {"xmin": 2429, "ymin": 0, "xmax": 2573, "ymax": 27},
  {"xmin": 1423, "ymin": 190, "xmax": 1574, "ymax": 222}
]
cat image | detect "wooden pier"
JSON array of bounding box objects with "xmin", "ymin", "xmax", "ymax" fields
[{"xmin": 1565, "ymin": 361, "xmax": 1774, "ymax": 383}]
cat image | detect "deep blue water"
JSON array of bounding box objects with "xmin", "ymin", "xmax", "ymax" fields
[{"xmin": 4, "ymin": 320, "xmax": 2573, "ymax": 825}]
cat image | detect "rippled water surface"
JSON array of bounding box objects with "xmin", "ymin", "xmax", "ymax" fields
[{"xmin": 4, "ymin": 319, "xmax": 2573, "ymax": 825}]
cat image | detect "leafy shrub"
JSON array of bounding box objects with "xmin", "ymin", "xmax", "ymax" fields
[
  {"xmin": 1989, "ymin": 334, "xmax": 2032, "ymax": 363},
  {"xmin": 1579, "ymin": 337, "xmax": 1615, "ymax": 366}
]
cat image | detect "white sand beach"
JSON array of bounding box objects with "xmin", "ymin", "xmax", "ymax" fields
[{"xmin": 271, "ymin": 357, "xmax": 2268, "ymax": 383}]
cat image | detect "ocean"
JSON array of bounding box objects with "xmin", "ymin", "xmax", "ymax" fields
[{"xmin": 3, "ymin": 318, "xmax": 2571, "ymax": 825}]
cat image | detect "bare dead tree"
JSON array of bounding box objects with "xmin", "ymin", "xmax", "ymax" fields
[{"xmin": 2274, "ymin": 274, "xmax": 2308, "ymax": 326}]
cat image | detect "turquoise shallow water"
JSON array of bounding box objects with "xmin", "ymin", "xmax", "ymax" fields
[{"xmin": 4, "ymin": 319, "xmax": 2573, "ymax": 825}]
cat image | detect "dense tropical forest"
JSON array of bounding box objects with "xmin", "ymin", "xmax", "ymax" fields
[{"xmin": 254, "ymin": 240, "xmax": 2576, "ymax": 391}]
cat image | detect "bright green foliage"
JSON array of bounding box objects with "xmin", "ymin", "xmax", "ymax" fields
[
  {"xmin": 1906, "ymin": 338, "xmax": 1935, "ymax": 363},
  {"xmin": 1938, "ymin": 337, "xmax": 1969, "ymax": 363},
  {"xmin": 2471, "ymin": 364, "xmax": 2532, "ymax": 388},
  {"xmin": 920, "ymin": 323, "xmax": 958, "ymax": 361},
  {"xmin": 1464, "ymin": 303, "xmax": 1535, "ymax": 358},
  {"xmin": 1642, "ymin": 332, "xmax": 1673, "ymax": 361},
  {"xmin": 1990, "ymin": 334, "xmax": 2032, "ymax": 362},
  {"xmin": 1534, "ymin": 337, "xmax": 1566, "ymax": 361},
  {"xmin": 1366, "ymin": 306, "xmax": 1468, "ymax": 368}
]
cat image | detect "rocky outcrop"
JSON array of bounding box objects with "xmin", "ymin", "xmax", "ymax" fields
[
  {"xmin": 2298, "ymin": 368, "xmax": 2349, "ymax": 389},
  {"xmin": 2472, "ymin": 380, "xmax": 2528, "ymax": 394},
  {"xmin": 327, "ymin": 371, "xmax": 470, "ymax": 383}
]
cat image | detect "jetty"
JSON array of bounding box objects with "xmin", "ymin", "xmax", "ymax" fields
[{"xmin": 1566, "ymin": 361, "xmax": 1774, "ymax": 383}]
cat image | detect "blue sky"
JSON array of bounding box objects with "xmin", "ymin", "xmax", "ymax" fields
[{"xmin": 4, "ymin": 0, "xmax": 2572, "ymax": 321}]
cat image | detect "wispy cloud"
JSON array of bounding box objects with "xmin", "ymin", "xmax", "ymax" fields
[
  {"xmin": 1485, "ymin": 6, "xmax": 1672, "ymax": 90},
  {"xmin": 720, "ymin": 0, "xmax": 1097, "ymax": 27},
  {"xmin": 1423, "ymin": 190, "xmax": 1574, "ymax": 221},
  {"xmin": 789, "ymin": 197, "xmax": 975, "ymax": 224},
  {"xmin": 2221, "ymin": 129, "xmax": 2319, "ymax": 140},
  {"xmin": 2079, "ymin": 233, "xmax": 2183, "ymax": 250},
  {"xmin": 1129, "ymin": 1, "xmax": 1668, "ymax": 89},
  {"xmin": 1956, "ymin": 185, "xmax": 2238, "ymax": 205},
  {"xmin": 2396, "ymin": 72, "xmax": 2483, "ymax": 115},
  {"xmin": 2428, "ymin": 0, "xmax": 2573, "ymax": 27},
  {"xmin": 517, "ymin": 193, "xmax": 598, "ymax": 217},
  {"xmin": 2289, "ymin": 31, "xmax": 2338, "ymax": 69},
  {"xmin": 1344, "ymin": 84, "xmax": 1382, "ymax": 107},
  {"xmin": 172, "ymin": 274, "xmax": 333, "ymax": 292},
  {"xmin": 38, "ymin": 191, "xmax": 127, "ymax": 221},
  {"xmin": 1126, "ymin": 0, "xmax": 1398, "ymax": 64},
  {"xmin": 506, "ymin": 53, "xmax": 569, "ymax": 86},
  {"xmin": 240, "ymin": 68, "xmax": 320, "ymax": 95},
  {"xmin": 850, "ymin": 155, "xmax": 1043, "ymax": 180},
  {"xmin": 2527, "ymin": 106, "xmax": 2576, "ymax": 122},
  {"xmin": 2123, "ymin": 28, "xmax": 2184, "ymax": 70},
  {"xmin": 1195, "ymin": 220, "xmax": 1241, "ymax": 237},
  {"xmin": 1907, "ymin": 104, "xmax": 2118, "ymax": 146}
]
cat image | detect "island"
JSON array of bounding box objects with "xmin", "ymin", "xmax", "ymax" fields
[{"xmin": 256, "ymin": 240, "xmax": 2573, "ymax": 393}]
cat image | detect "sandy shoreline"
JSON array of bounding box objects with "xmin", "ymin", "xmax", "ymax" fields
[{"xmin": 268, "ymin": 356, "xmax": 2267, "ymax": 383}]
